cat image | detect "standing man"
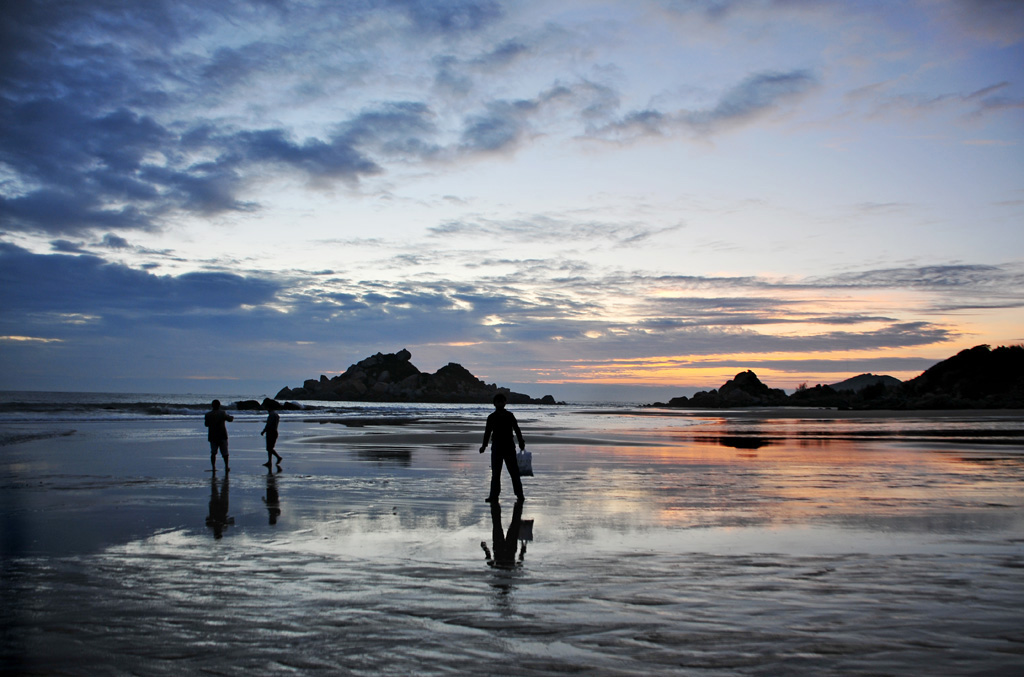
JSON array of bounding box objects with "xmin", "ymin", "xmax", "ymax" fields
[
  {"xmin": 205, "ymin": 399, "xmax": 234, "ymax": 472},
  {"xmin": 479, "ymin": 393, "xmax": 526, "ymax": 503}
]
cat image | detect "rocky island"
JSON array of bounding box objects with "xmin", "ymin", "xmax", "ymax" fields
[
  {"xmin": 651, "ymin": 344, "xmax": 1024, "ymax": 410},
  {"xmin": 274, "ymin": 349, "xmax": 559, "ymax": 404}
]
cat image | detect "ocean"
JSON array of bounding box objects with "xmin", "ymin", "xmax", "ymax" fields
[{"xmin": 1, "ymin": 392, "xmax": 1022, "ymax": 674}]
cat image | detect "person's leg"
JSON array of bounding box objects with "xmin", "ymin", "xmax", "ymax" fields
[
  {"xmin": 263, "ymin": 435, "xmax": 273, "ymax": 466},
  {"xmin": 221, "ymin": 440, "xmax": 230, "ymax": 472},
  {"xmin": 488, "ymin": 448, "xmax": 503, "ymax": 500},
  {"xmin": 269, "ymin": 432, "xmax": 282, "ymax": 463},
  {"xmin": 505, "ymin": 448, "xmax": 524, "ymax": 500},
  {"xmin": 210, "ymin": 441, "xmax": 218, "ymax": 470}
]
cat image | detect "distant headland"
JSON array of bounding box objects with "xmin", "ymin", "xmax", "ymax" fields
[
  {"xmin": 648, "ymin": 344, "xmax": 1024, "ymax": 410},
  {"xmin": 274, "ymin": 349, "xmax": 561, "ymax": 405}
]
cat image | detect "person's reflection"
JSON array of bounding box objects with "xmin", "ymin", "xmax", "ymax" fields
[
  {"xmin": 205, "ymin": 474, "xmax": 234, "ymax": 539},
  {"xmin": 481, "ymin": 500, "xmax": 525, "ymax": 569},
  {"xmin": 263, "ymin": 467, "xmax": 282, "ymax": 525},
  {"xmin": 481, "ymin": 501, "xmax": 526, "ymax": 610}
]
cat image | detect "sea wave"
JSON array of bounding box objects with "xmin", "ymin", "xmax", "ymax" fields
[{"xmin": 0, "ymin": 391, "xmax": 491, "ymax": 424}]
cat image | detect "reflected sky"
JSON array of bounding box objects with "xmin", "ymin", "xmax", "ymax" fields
[
  {"xmin": 3, "ymin": 413, "xmax": 1023, "ymax": 674},
  {"xmin": 0, "ymin": 414, "xmax": 1021, "ymax": 559}
]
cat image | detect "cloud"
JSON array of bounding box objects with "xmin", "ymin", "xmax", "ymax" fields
[
  {"xmin": 385, "ymin": 0, "xmax": 504, "ymax": 35},
  {"xmin": 50, "ymin": 240, "xmax": 89, "ymax": 254},
  {"xmin": 0, "ymin": 243, "xmax": 282, "ymax": 316},
  {"xmin": 338, "ymin": 102, "xmax": 441, "ymax": 158},
  {"xmin": 429, "ymin": 214, "xmax": 681, "ymax": 245},
  {"xmin": 944, "ymin": 0, "xmax": 1024, "ymax": 46},
  {"xmin": 101, "ymin": 233, "xmax": 132, "ymax": 249},
  {"xmin": 598, "ymin": 69, "xmax": 818, "ymax": 138},
  {"xmin": 701, "ymin": 70, "xmax": 817, "ymax": 125},
  {"xmin": 231, "ymin": 129, "xmax": 382, "ymax": 181},
  {"xmin": 0, "ymin": 1, "xmax": 507, "ymax": 238},
  {"xmin": 810, "ymin": 264, "xmax": 1024, "ymax": 290},
  {"xmin": 3, "ymin": 236, "xmax": 1016, "ymax": 390},
  {"xmin": 459, "ymin": 99, "xmax": 542, "ymax": 152}
]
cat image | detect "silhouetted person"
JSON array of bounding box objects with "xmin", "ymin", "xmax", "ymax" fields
[
  {"xmin": 479, "ymin": 393, "xmax": 525, "ymax": 503},
  {"xmin": 261, "ymin": 402, "xmax": 283, "ymax": 468},
  {"xmin": 204, "ymin": 399, "xmax": 233, "ymax": 472},
  {"xmin": 263, "ymin": 467, "xmax": 281, "ymax": 525},
  {"xmin": 205, "ymin": 475, "xmax": 233, "ymax": 539},
  {"xmin": 481, "ymin": 500, "xmax": 525, "ymax": 569}
]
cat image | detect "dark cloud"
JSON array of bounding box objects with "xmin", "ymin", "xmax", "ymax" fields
[
  {"xmin": 475, "ymin": 39, "xmax": 530, "ymax": 67},
  {"xmin": 385, "ymin": 0, "xmax": 503, "ymax": 35},
  {"xmin": 3, "ymin": 237, "xmax": 1014, "ymax": 391},
  {"xmin": 457, "ymin": 85, "xmax": 582, "ymax": 153},
  {"xmin": 0, "ymin": 243, "xmax": 281, "ymax": 316},
  {"xmin": 232, "ymin": 129, "xmax": 381, "ymax": 181},
  {"xmin": 693, "ymin": 70, "xmax": 818, "ymax": 127},
  {"xmin": 460, "ymin": 99, "xmax": 541, "ymax": 152},
  {"xmin": 50, "ymin": 239, "xmax": 88, "ymax": 254},
  {"xmin": 659, "ymin": 0, "xmax": 832, "ymax": 22},
  {"xmin": 0, "ymin": 1, "xmax": 501, "ymax": 237},
  {"xmin": 433, "ymin": 37, "xmax": 535, "ymax": 96},
  {"xmin": 947, "ymin": 0, "xmax": 1024, "ymax": 45},
  {"xmin": 0, "ymin": 189, "xmax": 152, "ymax": 235},
  {"xmin": 635, "ymin": 297, "xmax": 895, "ymax": 328},
  {"xmin": 338, "ymin": 102, "xmax": 441, "ymax": 158},
  {"xmin": 599, "ymin": 70, "xmax": 818, "ymax": 138},
  {"xmin": 434, "ymin": 55, "xmax": 475, "ymax": 96},
  {"xmin": 812, "ymin": 264, "xmax": 1021, "ymax": 290}
]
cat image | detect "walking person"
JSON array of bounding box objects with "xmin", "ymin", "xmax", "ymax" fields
[
  {"xmin": 479, "ymin": 393, "xmax": 526, "ymax": 503},
  {"xmin": 204, "ymin": 399, "xmax": 233, "ymax": 472},
  {"xmin": 261, "ymin": 402, "xmax": 283, "ymax": 468}
]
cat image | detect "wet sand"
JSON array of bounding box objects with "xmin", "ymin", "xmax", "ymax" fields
[{"xmin": 2, "ymin": 411, "xmax": 1023, "ymax": 674}]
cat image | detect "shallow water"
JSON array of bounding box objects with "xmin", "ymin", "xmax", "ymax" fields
[{"xmin": 2, "ymin": 412, "xmax": 1023, "ymax": 675}]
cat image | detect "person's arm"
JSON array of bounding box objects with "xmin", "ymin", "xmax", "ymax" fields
[
  {"xmin": 512, "ymin": 414, "xmax": 525, "ymax": 450},
  {"xmin": 480, "ymin": 415, "xmax": 493, "ymax": 453}
]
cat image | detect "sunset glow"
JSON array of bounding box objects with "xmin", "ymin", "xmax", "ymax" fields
[{"xmin": 0, "ymin": 1, "xmax": 1021, "ymax": 398}]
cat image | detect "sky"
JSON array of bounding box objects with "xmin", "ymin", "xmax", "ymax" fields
[{"xmin": 1, "ymin": 0, "xmax": 1022, "ymax": 402}]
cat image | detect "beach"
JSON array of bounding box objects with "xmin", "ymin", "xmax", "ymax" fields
[{"xmin": 2, "ymin": 400, "xmax": 1023, "ymax": 675}]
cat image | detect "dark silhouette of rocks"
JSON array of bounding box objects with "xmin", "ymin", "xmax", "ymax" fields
[
  {"xmin": 664, "ymin": 370, "xmax": 788, "ymax": 408},
  {"xmin": 275, "ymin": 349, "xmax": 561, "ymax": 404},
  {"xmin": 651, "ymin": 344, "xmax": 1024, "ymax": 410},
  {"xmin": 899, "ymin": 344, "xmax": 1024, "ymax": 409},
  {"xmin": 828, "ymin": 373, "xmax": 902, "ymax": 393},
  {"xmin": 233, "ymin": 398, "xmax": 301, "ymax": 411}
]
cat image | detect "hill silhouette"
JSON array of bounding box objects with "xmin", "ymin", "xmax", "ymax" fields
[
  {"xmin": 275, "ymin": 349, "xmax": 559, "ymax": 405},
  {"xmin": 829, "ymin": 373, "xmax": 902, "ymax": 393},
  {"xmin": 651, "ymin": 344, "xmax": 1024, "ymax": 410}
]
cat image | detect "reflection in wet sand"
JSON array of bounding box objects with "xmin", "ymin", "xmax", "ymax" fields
[
  {"xmin": 263, "ymin": 468, "xmax": 281, "ymax": 525},
  {"xmin": 204, "ymin": 474, "xmax": 233, "ymax": 539},
  {"xmin": 480, "ymin": 501, "xmax": 527, "ymax": 613},
  {"xmin": 1, "ymin": 412, "xmax": 1021, "ymax": 674}
]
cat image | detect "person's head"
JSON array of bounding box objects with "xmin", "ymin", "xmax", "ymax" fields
[
  {"xmin": 493, "ymin": 393, "xmax": 507, "ymax": 409},
  {"xmin": 211, "ymin": 399, "xmax": 221, "ymax": 410}
]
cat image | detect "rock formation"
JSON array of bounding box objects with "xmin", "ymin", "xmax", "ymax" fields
[
  {"xmin": 898, "ymin": 344, "xmax": 1024, "ymax": 409},
  {"xmin": 275, "ymin": 349, "xmax": 559, "ymax": 404},
  {"xmin": 650, "ymin": 344, "xmax": 1024, "ymax": 410},
  {"xmin": 828, "ymin": 374, "xmax": 902, "ymax": 393},
  {"xmin": 663, "ymin": 370, "xmax": 788, "ymax": 408}
]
